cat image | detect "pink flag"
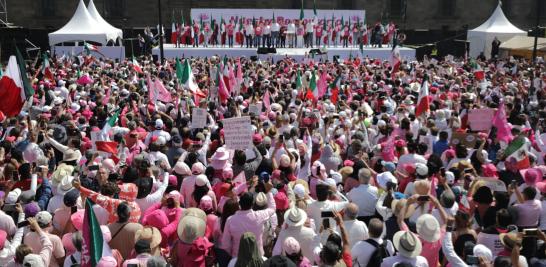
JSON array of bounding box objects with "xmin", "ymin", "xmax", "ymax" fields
[
  {"xmin": 77, "ymin": 74, "xmax": 93, "ymax": 85},
  {"xmin": 317, "ymin": 71, "xmax": 328, "ymax": 98},
  {"xmin": 154, "ymin": 78, "xmax": 173, "ymax": 102},
  {"xmin": 228, "ymin": 65, "xmax": 237, "ymax": 93},
  {"xmin": 263, "ymin": 89, "xmax": 271, "ymax": 110},
  {"xmin": 102, "ymin": 88, "xmax": 110, "ymax": 106},
  {"xmin": 492, "ymin": 102, "xmax": 513, "ymax": 143},
  {"xmin": 232, "ymin": 171, "xmax": 247, "ymax": 195},
  {"xmin": 218, "ymin": 70, "xmax": 230, "ymax": 104},
  {"xmin": 147, "ymin": 74, "xmax": 156, "ymax": 105}
]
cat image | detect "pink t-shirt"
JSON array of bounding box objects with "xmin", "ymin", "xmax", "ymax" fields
[{"xmin": 401, "ymin": 222, "xmax": 445, "ymax": 267}]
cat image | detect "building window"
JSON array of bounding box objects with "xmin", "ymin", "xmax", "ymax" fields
[
  {"xmin": 389, "ymin": 0, "xmax": 404, "ymax": 18},
  {"xmin": 440, "ymin": 0, "xmax": 456, "ymax": 17},
  {"xmin": 107, "ymin": 0, "xmax": 126, "ymax": 18},
  {"xmin": 41, "ymin": 0, "xmax": 56, "ymax": 17}
]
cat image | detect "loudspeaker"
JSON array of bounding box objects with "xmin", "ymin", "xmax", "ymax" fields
[
  {"xmin": 333, "ymin": 55, "xmax": 340, "ymax": 63},
  {"xmin": 250, "ymin": 56, "xmax": 258, "ymax": 61},
  {"xmin": 257, "ymin": 48, "xmax": 269, "ymax": 54},
  {"xmin": 267, "ymin": 48, "xmax": 277, "ymax": 54},
  {"xmin": 309, "ymin": 48, "xmax": 323, "ymax": 55}
]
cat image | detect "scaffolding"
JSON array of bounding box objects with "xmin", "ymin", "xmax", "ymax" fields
[{"xmin": 0, "ymin": 0, "xmax": 14, "ymax": 28}]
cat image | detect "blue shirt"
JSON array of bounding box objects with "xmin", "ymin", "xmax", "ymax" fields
[{"xmin": 433, "ymin": 139, "xmax": 449, "ymax": 156}]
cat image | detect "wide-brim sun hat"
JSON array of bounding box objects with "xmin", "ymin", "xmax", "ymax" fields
[
  {"xmin": 416, "ymin": 214, "xmax": 441, "ymax": 242},
  {"xmin": 177, "ymin": 208, "xmax": 207, "ymax": 244},
  {"xmin": 135, "ymin": 226, "xmax": 162, "ymax": 250},
  {"xmin": 283, "ymin": 207, "xmax": 307, "ymax": 227},
  {"xmin": 393, "ymin": 230, "xmax": 422, "ymax": 258}
]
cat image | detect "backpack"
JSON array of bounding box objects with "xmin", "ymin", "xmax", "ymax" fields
[{"xmin": 359, "ymin": 239, "xmax": 390, "ymax": 267}]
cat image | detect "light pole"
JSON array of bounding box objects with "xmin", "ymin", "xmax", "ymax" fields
[{"xmin": 158, "ymin": 0, "xmax": 165, "ymax": 63}]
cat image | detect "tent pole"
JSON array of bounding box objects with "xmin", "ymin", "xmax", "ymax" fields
[
  {"xmin": 532, "ymin": 0, "xmax": 540, "ymax": 65},
  {"xmin": 158, "ymin": 0, "xmax": 165, "ymax": 63}
]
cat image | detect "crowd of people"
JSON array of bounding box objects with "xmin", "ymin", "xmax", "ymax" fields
[
  {"xmin": 169, "ymin": 17, "xmax": 399, "ymax": 49},
  {"xmin": 0, "ymin": 50, "xmax": 545, "ymax": 267}
]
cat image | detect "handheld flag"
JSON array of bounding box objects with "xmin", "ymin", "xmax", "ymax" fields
[
  {"xmin": 299, "ymin": 0, "xmax": 305, "ymax": 20},
  {"xmin": 81, "ymin": 199, "xmax": 104, "ymax": 267},
  {"xmin": 415, "ymin": 75, "xmax": 430, "ymax": 117},
  {"xmin": 131, "ymin": 56, "xmax": 143, "ymax": 74},
  {"xmin": 0, "ymin": 47, "xmax": 33, "ymax": 117},
  {"xmin": 492, "ymin": 102, "xmax": 514, "ymax": 144},
  {"xmin": 42, "ymin": 53, "xmax": 55, "ymax": 81},
  {"xmin": 313, "ymin": 0, "xmax": 318, "ymax": 16}
]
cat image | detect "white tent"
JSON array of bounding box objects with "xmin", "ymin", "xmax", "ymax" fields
[
  {"xmin": 87, "ymin": 0, "xmax": 123, "ymax": 44},
  {"xmin": 48, "ymin": 0, "xmax": 122, "ymax": 46},
  {"xmin": 467, "ymin": 2, "xmax": 526, "ymax": 58}
]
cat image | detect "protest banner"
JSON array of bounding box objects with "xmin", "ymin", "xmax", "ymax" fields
[
  {"xmin": 191, "ymin": 108, "xmax": 207, "ymax": 129},
  {"xmin": 473, "ymin": 177, "xmax": 507, "ymax": 192},
  {"xmin": 468, "ymin": 109, "xmax": 496, "ymax": 131},
  {"xmin": 450, "ymin": 132, "xmax": 479, "ymax": 148},
  {"xmin": 223, "ymin": 116, "xmax": 253, "ymax": 150}
]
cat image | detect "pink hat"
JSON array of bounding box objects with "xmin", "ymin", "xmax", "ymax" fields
[
  {"xmin": 62, "ymin": 233, "xmax": 76, "ymax": 255},
  {"xmin": 274, "ymin": 191, "xmax": 290, "ymax": 211},
  {"xmin": 343, "ymin": 160, "xmax": 354, "ymax": 167},
  {"xmin": 168, "ymin": 190, "xmax": 182, "ymax": 203},
  {"xmin": 192, "ymin": 162, "xmax": 205, "ymax": 175},
  {"xmin": 0, "ymin": 230, "xmax": 6, "ymax": 250},
  {"xmin": 169, "ymin": 175, "xmax": 178, "ymax": 186},
  {"xmin": 143, "ymin": 209, "xmax": 169, "ymax": 229},
  {"xmin": 283, "ymin": 237, "xmax": 301, "ymax": 255},
  {"xmin": 97, "ymin": 256, "xmax": 117, "ymax": 267},
  {"xmin": 199, "ymin": 195, "xmax": 213, "ymax": 212},
  {"xmin": 71, "ymin": 210, "xmax": 84, "ymax": 231},
  {"xmin": 521, "ymin": 168, "xmax": 542, "ymax": 185},
  {"xmin": 222, "ymin": 167, "xmax": 234, "ymax": 180},
  {"xmin": 482, "ymin": 164, "xmax": 498, "ymax": 178},
  {"xmin": 253, "ymin": 133, "xmax": 263, "ymax": 143},
  {"xmin": 444, "ymin": 149, "xmax": 456, "ymax": 158}
]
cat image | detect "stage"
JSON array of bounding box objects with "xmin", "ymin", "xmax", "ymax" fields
[{"xmin": 152, "ymin": 44, "xmax": 416, "ymax": 62}]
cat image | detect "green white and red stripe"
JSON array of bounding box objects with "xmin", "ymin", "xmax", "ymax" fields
[
  {"xmin": 504, "ymin": 136, "xmax": 531, "ymax": 169},
  {"xmin": 0, "ymin": 48, "xmax": 33, "ymax": 117},
  {"xmin": 471, "ymin": 60, "xmax": 485, "ymax": 81},
  {"xmin": 81, "ymin": 199, "xmax": 104, "ymax": 267},
  {"xmin": 42, "ymin": 53, "xmax": 55, "ymax": 81},
  {"xmin": 415, "ymin": 75, "xmax": 430, "ymax": 117},
  {"xmin": 307, "ymin": 71, "xmax": 318, "ymax": 100},
  {"xmin": 132, "ymin": 56, "xmax": 143, "ymax": 74}
]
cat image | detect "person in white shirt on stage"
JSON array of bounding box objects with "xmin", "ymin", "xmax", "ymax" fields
[
  {"xmin": 245, "ymin": 20, "xmax": 254, "ymax": 48},
  {"xmin": 287, "ymin": 20, "xmax": 296, "ymax": 48},
  {"xmin": 305, "ymin": 19, "xmax": 314, "ymax": 48},
  {"xmin": 296, "ymin": 21, "xmax": 305, "ymax": 48},
  {"xmin": 263, "ymin": 21, "xmax": 271, "ymax": 47},
  {"xmin": 271, "ymin": 20, "xmax": 280, "ymax": 48}
]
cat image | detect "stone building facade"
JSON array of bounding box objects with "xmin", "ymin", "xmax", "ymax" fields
[{"xmin": 5, "ymin": 0, "xmax": 544, "ymax": 32}]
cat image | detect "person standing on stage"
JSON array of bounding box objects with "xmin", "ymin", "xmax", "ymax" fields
[
  {"xmin": 315, "ymin": 21, "xmax": 323, "ymax": 47},
  {"xmin": 204, "ymin": 22, "xmax": 212, "ymax": 47},
  {"xmin": 263, "ymin": 21, "xmax": 271, "ymax": 48},
  {"xmin": 305, "ymin": 19, "xmax": 314, "ymax": 48},
  {"xmin": 193, "ymin": 20, "xmax": 200, "ymax": 47},
  {"xmin": 353, "ymin": 22, "xmax": 360, "ymax": 48},
  {"xmin": 175, "ymin": 23, "xmax": 182, "ymax": 48},
  {"xmin": 271, "ymin": 19, "xmax": 280, "ymax": 48},
  {"xmin": 255, "ymin": 22, "xmax": 263, "ymax": 48},
  {"xmin": 332, "ymin": 21, "xmax": 338, "ymax": 47},
  {"xmin": 287, "ymin": 19, "xmax": 296, "ymax": 48},
  {"xmin": 342, "ymin": 22, "xmax": 350, "ymax": 48},
  {"xmin": 227, "ymin": 19, "xmax": 235, "ymax": 48},
  {"xmin": 212, "ymin": 21, "xmax": 219, "ymax": 46},
  {"xmin": 279, "ymin": 21, "xmax": 287, "ymax": 48},
  {"xmin": 296, "ymin": 20, "xmax": 305, "ymax": 48},
  {"xmin": 245, "ymin": 19, "xmax": 254, "ymax": 48}
]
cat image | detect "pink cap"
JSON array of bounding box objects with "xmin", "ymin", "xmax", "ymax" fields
[
  {"xmin": 199, "ymin": 195, "xmax": 213, "ymax": 212},
  {"xmin": 143, "ymin": 209, "xmax": 169, "ymax": 229},
  {"xmin": 71, "ymin": 210, "xmax": 84, "ymax": 231},
  {"xmin": 482, "ymin": 163, "xmax": 498, "ymax": 178},
  {"xmin": 283, "ymin": 237, "xmax": 301, "ymax": 255}
]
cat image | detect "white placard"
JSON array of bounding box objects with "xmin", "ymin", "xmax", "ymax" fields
[
  {"xmin": 249, "ymin": 103, "xmax": 262, "ymax": 115},
  {"xmin": 223, "ymin": 116, "xmax": 253, "ymax": 150},
  {"xmin": 191, "ymin": 108, "xmax": 207, "ymax": 129}
]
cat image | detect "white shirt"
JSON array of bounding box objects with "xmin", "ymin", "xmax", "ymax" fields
[
  {"xmin": 352, "ymin": 238, "xmax": 395, "ymax": 267},
  {"xmin": 397, "ymin": 153, "xmax": 427, "ymax": 169},
  {"xmin": 264, "ymin": 25, "xmax": 271, "ymax": 35},
  {"xmin": 307, "ymin": 200, "xmax": 349, "ymax": 232},
  {"xmin": 144, "ymin": 129, "xmax": 171, "ymax": 145},
  {"xmin": 245, "ymin": 25, "xmax": 254, "ymax": 35},
  {"xmin": 135, "ymin": 173, "xmax": 169, "ymax": 215},
  {"xmin": 347, "ymin": 184, "xmax": 379, "ymax": 217},
  {"xmin": 287, "ymin": 23, "xmax": 296, "ymax": 33},
  {"xmin": 271, "ymin": 23, "xmax": 280, "ymax": 31},
  {"xmin": 339, "ymin": 219, "xmax": 369, "ymax": 249},
  {"xmin": 381, "ymin": 254, "xmax": 429, "ymax": 267},
  {"xmin": 306, "ymin": 22, "xmax": 314, "ymax": 33}
]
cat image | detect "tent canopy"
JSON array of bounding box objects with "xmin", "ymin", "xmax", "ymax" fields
[
  {"xmin": 87, "ymin": 0, "xmax": 123, "ymax": 43},
  {"xmin": 500, "ymin": 36, "xmax": 546, "ymax": 51},
  {"xmin": 467, "ymin": 2, "xmax": 526, "ymax": 58},
  {"xmin": 48, "ymin": 0, "xmax": 122, "ymax": 46}
]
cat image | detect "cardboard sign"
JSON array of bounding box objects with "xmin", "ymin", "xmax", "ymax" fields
[
  {"xmin": 248, "ymin": 103, "xmax": 262, "ymax": 115},
  {"xmin": 450, "ymin": 132, "xmax": 479, "ymax": 148},
  {"xmin": 191, "ymin": 108, "xmax": 207, "ymax": 129},
  {"xmin": 223, "ymin": 116, "xmax": 253, "ymax": 150},
  {"xmin": 468, "ymin": 109, "xmax": 496, "ymax": 131},
  {"xmin": 477, "ymin": 177, "xmax": 507, "ymax": 192}
]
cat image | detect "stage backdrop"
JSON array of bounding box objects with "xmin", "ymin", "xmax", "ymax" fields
[{"xmin": 190, "ymin": 9, "xmax": 365, "ymax": 25}]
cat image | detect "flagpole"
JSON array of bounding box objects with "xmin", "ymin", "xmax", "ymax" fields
[{"xmin": 157, "ymin": 0, "xmax": 165, "ymax": 63}]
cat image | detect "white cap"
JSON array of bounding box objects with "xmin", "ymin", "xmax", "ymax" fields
[{"xmin": 155, "ymin": 119, "xmax": 164, "ymax": 129}]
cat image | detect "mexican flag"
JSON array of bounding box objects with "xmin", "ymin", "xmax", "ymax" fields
[
  {"xmin": 42, "ymin": 53, "xmax": 55, "ymax": 81},
  {"xmin": 504, "ymin": 136, "xmax": 531, "ymax": 169},
  {"xmin": 84, "ymin": 42, "xmax": 98, "ymax": 54},
  {"xmin": 132, "ymin": 56, "xmax": 143, "ymax": 74},
  {"xmin": 0, "ymin": 48, "xmax": 33, "ymax": 117},
  {"xmin": 307, "ymin": 71, "xmax": 318, "ymax": 100},
  {"xmin": 101, "ymin": 109, "xmax": 120, "ymax": 140},
  {"xmin": 471, "ymin": 60, "xmax": 485, "ymax": 81},
  {"xmin": 178, "ymin": 58, "xmax": 200, "ymax": 92},
  {"xmin": 95, "ymin": 141, "xmax": 118, "ymax": 154},
  {"xmin": 390, "ymin": 44, "xmax": 401, "ymax": 77},
  {"xmin": 81, "ymin": 199, "xmax": 104, "ymax": 267},
  {"xmin": 415, "ymin": 75, "xmax": 430, "ymax": 117},
  {"xmin": 217, "ymin": 64, "xmax": 229, "ymax": 103}
]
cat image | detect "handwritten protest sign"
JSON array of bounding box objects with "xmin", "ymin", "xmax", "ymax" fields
[
  {"xmin": 474, "ymin": 177, "xmax": 507, "ymax": 192},
  {"xmin": 450, "ymin": 132, "xmax": 479, "ymax": 148},
  {"xmin": 191, "ymin": 108, "xmax": 207, "ymax": 129},
  {"xmin": 468, "ymin": 109, "xmax": 495, "ymax": 131},
  {"xmin": 223, "ymin": 116, "xmax": 253, "ymax": 150},
  {"xmin": 249, "ymin": 103, "xmax": 262, "ymax": 115}
]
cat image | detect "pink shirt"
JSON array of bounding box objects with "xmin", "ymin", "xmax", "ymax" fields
[
  {"xmin": 24, "ymin": 231, "xmax": 65, "ymax": 267},
  {"xmin": 221, "ymin": 192, "xmax": 276, "ymax": 256},
  {"xmin": 514, "ymin": 199, "xmax": 542, "ymax": 227},
  {"xmin": 402, "ymin": 222, "xmax": 445, "ymax": 267}
]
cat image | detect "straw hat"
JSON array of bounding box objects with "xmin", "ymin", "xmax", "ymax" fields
[
  {"xmin": 393, "ymin": 231, "xmax": 422, "ymax": 258},
  {"xmin": 135, "ymin": 227, "xmax": 162, "ymax": 251},
  {"xmin": 416, "ymin": 214, "xmax": 441, "ymax": 242},
  {"xmin": 177, "ymin": 208, "xmax": 206, "ymax": 244},
  {"xmin": 283, "ymin": 207, "xmax": 307, "ymax": 227}
]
